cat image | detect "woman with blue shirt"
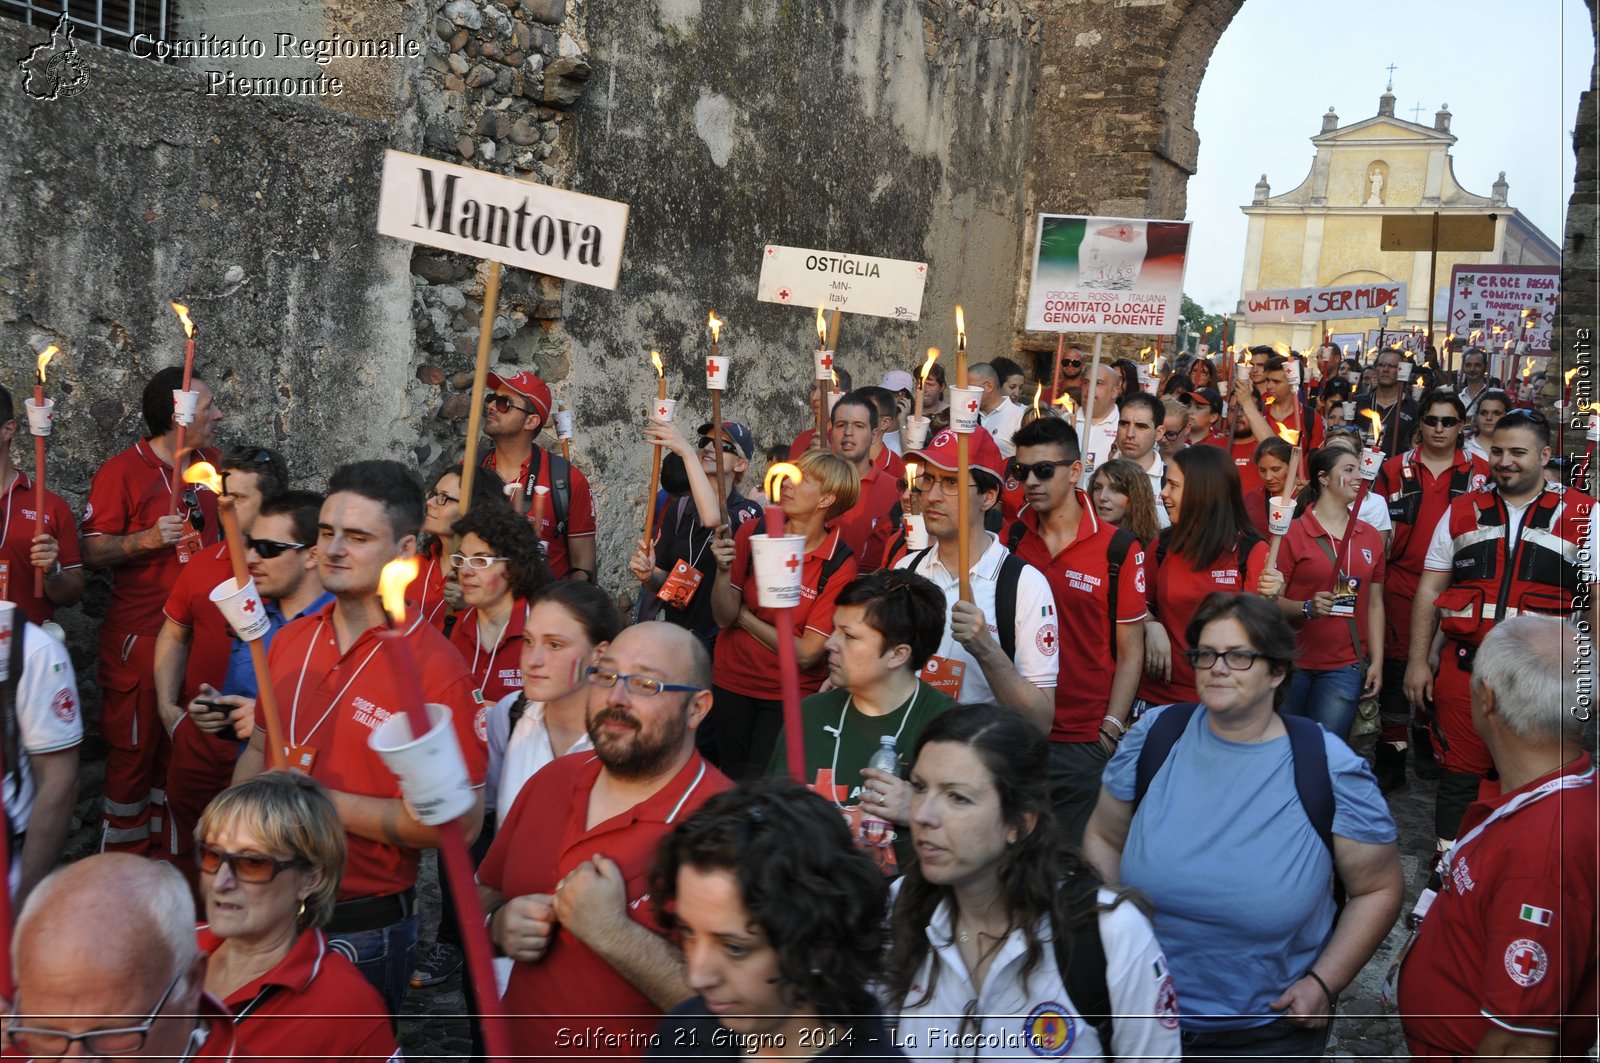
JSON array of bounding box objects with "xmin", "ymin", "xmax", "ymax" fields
[{"xmin": 1083, "ymin": 593, "xmax": 1403, "ymax": 1058}]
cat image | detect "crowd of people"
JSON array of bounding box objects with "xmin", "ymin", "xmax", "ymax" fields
[{"xmin": 0, "ymin": 335, "xmax": 1593, "ymax": 1062}]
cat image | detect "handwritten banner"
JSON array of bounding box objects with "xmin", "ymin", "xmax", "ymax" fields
[
  {"xmin": 1024, "ymin": 215, "xmax": 1190, "ymax": 334},
  {"xmin": 756, "ymin": 245, "xmax": 928, "ymax": 321},
  {"xmin": 1445, "ymin": 265, "xmax": 1558, "ymax": 354},
  {"xmin": 1242, "ymin": 282, "xmax": 1408, "ymax": 323}
]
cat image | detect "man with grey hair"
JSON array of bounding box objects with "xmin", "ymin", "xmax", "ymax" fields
[
  {"xmin": 971, "ymin": 362, "xmax": 1025, "ymax": 458},
  {"xmin": 1398, "ymin": 615, "xmax": 1597, "ymax": 1060},
  {"xmin": 7, "ymin": 853, "xmax": 234, "ymax": 1060}
]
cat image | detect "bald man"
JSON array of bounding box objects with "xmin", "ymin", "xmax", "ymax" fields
[
  {"xmin": 9, "ymin": 854, "xmax": 234, "ymax": 1061},
  {"xmin": 477, "ymin": 622, "xmax": 733, "ymax": 1060},
  {"xmin": 1077, "ymin": 362, "xmax": 1123, "ymax": 485}
]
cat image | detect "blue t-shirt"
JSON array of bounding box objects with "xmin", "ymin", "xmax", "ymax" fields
[
  {"xmin": 1103, "ymin": 703, "xmax": 1396, "ymax": 1031},
  {"xmin": 221, "ymin": 591, "xmax": 335, "ymax": 699}
]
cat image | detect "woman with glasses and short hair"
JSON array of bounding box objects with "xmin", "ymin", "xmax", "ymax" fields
[
  {"xmin": 449, "ymin": 504, "xmax": 552, "ymax": 711},
  {"xmin": 1084, "ymin": 594, "xmax": 1402, "ymax": 1059},
  {"xmin": 419, "ymin": 464, "xmax": 508, "ymax": 630},
  {"xmin": 196, "ymin": 772, "xmax": 397, "ymax": 1060}
]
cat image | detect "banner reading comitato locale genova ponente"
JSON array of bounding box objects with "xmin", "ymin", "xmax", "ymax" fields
[
  {"xmin": 1024, "ymin": 215, "xmax": 1191, "ymax": 334},
  {"xmin": 1241, "ymin": 281, "xmax": 1409, "ymax": 323}
]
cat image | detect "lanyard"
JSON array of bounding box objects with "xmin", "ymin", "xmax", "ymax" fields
[
  {"xmin": 827, "ymin": 687, "xmax": 919, "ymax": 810},
  {"xmin": 471, "ymin": 610, "xmax": 511, "ymax": 696},
  {"xmin": 1442, "ymin": 766, "xmax": 1595, "ymax": 880},
  {"xmin": 288, "ymin": 616, "xmax": 384, "ymax": 746}
]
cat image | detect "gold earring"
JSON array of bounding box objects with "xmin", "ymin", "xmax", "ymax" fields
[{"xmin": 297, "ymin": 900, "xmax": 307, "ymax": 923}]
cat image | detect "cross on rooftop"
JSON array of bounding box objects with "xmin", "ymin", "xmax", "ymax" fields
[
  {"xmin": 1410, "ymin": 102, "xmax": 1425, "ymax": 122},
  {"xmin": 1385, "ymin": 63, "xmax": 1397, "ymax": 91}
]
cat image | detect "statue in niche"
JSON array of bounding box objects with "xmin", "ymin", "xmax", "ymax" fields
[{"xmin": 1366, "ymin": 168, "xmax": 1384, "ymax": 205}]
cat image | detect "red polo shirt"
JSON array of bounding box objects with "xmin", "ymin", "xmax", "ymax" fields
[
  {"xmin": 787, "ymin": 433, "xmax": 907, "ymax": 479},
  {"xmin": 417, "ymin": 541, "xmax": 451, "ymax": 631},
  {"xmin": 833, "ymin": 460, "xmax": 900, "ymax": 573},
  {"xmin": 264, "ymin": 604, "xmax": 483, "ymax": 899},
  {"xmin": 1229, "ymin": 436, "xmax": 1263, "ymax": 496},
  {"xmin": 1277, "ymin": 509, "xmax": 1386, "ymax": 671},
  {"xmin": 1138, "ymin": 536, "xmax": 1269, "ymax": 706},
  {"xmin": 1010, "ymin": 496, "xmax": 1147, "ymax": 742},
  {"xmin": 0, "ymin": 473, "xmax": 80, "ymax": 622},
  {"xmin": 482, "ymin": 448, "xmax": 596, "ymax": 578},
  {"xmin": 163, "ymin": 542, "xmax": 237, "ymax": 703},
  {"xmin": 82, "ymin": 440, "xmax": 220, "ymax": 635},
  {"xmin": 1399, "ymin": 756, "xmax": 1598, "ymax": 1059},
  {"xmin": 479, "ymin": 751, "xmax": 732, "ymax": 1061},
  {"xmin": 198, "ymin": 927, "xmax": 396, "ymax": 1062},
  {"xmin": 713, "ymin": 521, "xmax": 856, "ymax": 699},
  {"xmin": 450, "ymin": 598, "xmax": 527, "ymax": 707}
]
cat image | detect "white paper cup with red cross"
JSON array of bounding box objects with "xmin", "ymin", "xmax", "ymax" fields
[
  {"xmin": 23, "ymin": 397, "xmax": 54, "ymax": 437},
  {"xmin": 172, "ymin": 389, "xmax": 200, "ymax": 426},
  {"xmin": 705, "ymin": 355, "xmax": 729, "ymax": 391},
  {"xmin": 208, "ymin": 577, "xmax": 272, "ymax": 642},
  {"xmin": 554, "ymin": 408, "xmax": 575, "ymax": 439},
  {"xmin": 370, "ymin": 703, "xmax": 475, "ymax": 825},
  {"xmin": 814, "ymin": 349, "xmax": 835, "ymax": 380},
  {"xmin": 948, "ymin": 386, "xmax": 984, "ymax": 434},
  {"xmin": 750, "ymin": 534, "xmax": 806, "ymax": 608},
  {"xmin": 903, "ymin": 513, "xmax": 929, "ymax": 550},
  {"xmin": 1285, "ymin": 360, "xmax": 1302, "ymax": 388},
  {"xmin": 1361, "ymin": 448, "xmax": 1384, "ymax": 480},
  {"xmin": 903, "ymin": 416, "xmax": 931, "ymax": 451},
  {"xmin": 651, "ymin": 398, "xmax": 677, "ymax": 424},
  {"xmin": 1267, "ymin": 497, "xmax": 1295, "ymax": 536}
]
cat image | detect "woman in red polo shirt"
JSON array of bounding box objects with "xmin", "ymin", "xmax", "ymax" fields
[
  {"xmin": 1268, "ymin": 446, "xmax": 1385, "ymax": 741},
  {"xmin": 449, "ymin": 504, "xmax": 552, "ymax": 711},
  {"xmin": 196, "ymin": 772, "xmax": 396, "ymax": 1061},
  {"xmin": 1139, "ymin": 445, "xmax": 1277, "ymax": 711},
  {"xmin": 1245, "ymin": 436, "xmax": 1295, "ymax": 540},
  {"xmin": 420, "ymin": 465, "xmax": 507, "ymax": 631},
  {"xmin": 708, "ymin": 449, "xmax": 860, "ymax": 779}
]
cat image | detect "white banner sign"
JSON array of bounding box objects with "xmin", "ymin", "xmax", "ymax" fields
[
  {"xmin": 1446, "ymin": 265, "xmax": 1558, "ymax": 354},
  {"xmin": 1024, "ymin": 215, "xmax": 1191, "ymax": 334},
  {"xmin": 756, "ymin": 245, "xmax": 928, "ymax": 321},
  {"xmin": 1241, "ymin": 282, "xmax": 1408, "ymax": 323},
  {"xmin": 377, "ymin": 150, "xmax": 629, "ymax": 290}
]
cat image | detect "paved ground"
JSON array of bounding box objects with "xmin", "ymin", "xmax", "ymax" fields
[{"xmin": 394, "ymin": 731, "xmax": 1442, "ymax": 1062}]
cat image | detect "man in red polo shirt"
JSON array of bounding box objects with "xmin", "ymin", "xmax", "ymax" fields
[
  {"xmin": 478, "ymin": 621, "xmax": 731, "ymax": 1060},
  {"xmin": 480, "ymin": 370, "xmax": 597, "ymax": 582},
  {"xmin": 81, "ymin": 366, "xmax": 223, "ymax": 855},
  {"xmin": 1398, "ymin": 617, "xmax": 1597, "ymax": 1061},
  {"xmin": 232, "ymin": 460, "xmax": 484, "ymax": 1014},
  {"xmin": 0, "ymin": 386, "xmax": 84, "ymax": 623},
  {"xmin": 828, "ymin": 390, "xmax": 901, "ymax": 573},
  {"xmin": 1007, "ymin": 415, "xmax": 1146, "ymax": 845},
  {"xmin": 1183, "ymin": 387, "xmax": 1228, "ymax": 449}
]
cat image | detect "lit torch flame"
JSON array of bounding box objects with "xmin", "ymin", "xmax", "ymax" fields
[
  {"xmin": 919, "ymin": 347, "xmax": 940, "ymax": 385},
  {"xmin": 955, "ymin": 305, "xmax": 966, "ymax": 351},
  {"xmin": 171, "ymin": 302, "xmax": 195, "ymax": 338},
  {"xmin": 36, "ymin": 345, "xmax": 57, "ymax": 384},
  {"xmin": 182, "ymin": 461, "xmax": 224, "ymax": 495},
  {"xmin": 1272, "ymin": 341, "xmax": 1291, "ymax": 358},
  {"xmin": 1363, "ymin": 409, "xmax": 1384, "ymax": 447},
  {"xmin": 1204, "ymin": 326, "xmax": 1213, "ymax": 335},
  {"xmin": 1053, "ymin": 392, "xmax": 1076, "ymax": 415},
  {"xmin": 1523, "ymin": 362, "xmax": 1532, "ymax": 380},
  {"xmin": 1031, "ymin": 382, "xmax": 1042, "ymax": 419},
  {"xmin": 764, "ymin": 462, "xmax": 803, "ymax": 501},
  {"xmin": 650, "ymin": 349, "xmax": 663, "ymax": 378},
  {"xmin": 1278, "ymin": 426, "xmax": 1301, "ymax": 445},
  {"xmin": 830, "ymin": 370, "xmax": 839, "ymax": 391},
  {"xmin": 379, "ymin": 557, "xmax": 420, "ymax": 625},
  {"xmin": 1139, "ymin": 347, "xmax": 1152, "ymax": 362},
  {"xmin": 1566, "ymin": 367, "xmax": 1582, "ymax": 386},
  {"xmin": 707, "ymin": 310, "xmax": 722, "ymax": 344},
  {"xmin": 816, "ymin": 306, "xmax": 827, "ymax": 347}
]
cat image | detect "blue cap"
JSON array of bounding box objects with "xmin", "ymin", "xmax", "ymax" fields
[{"xmin": 696, "ymin": 421, "xmax": 755, "ymax": 459}]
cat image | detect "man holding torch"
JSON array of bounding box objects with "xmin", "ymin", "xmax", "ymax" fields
[{"xmin": 0, "ymin": 385, "xmax": 84, "ymax": 621}]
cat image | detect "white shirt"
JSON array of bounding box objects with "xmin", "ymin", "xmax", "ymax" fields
[
  {"xmin": 1077, "ymin": 409, "xmax": 1119, "ymax": 486},
  {"xmin": 883, "ymin": 430, "xmax": 903, "ymax": 456},
  {"xmin": 889, "ymin": 884, "xmax": 1182, "ymax": 1061},
  {"xmin": 1465, "ymin": 438, "xmax": 1490, "ymax": 464},
  {"xmin": 9, "ymin": 623, "xmax": 82, "ymax": 895},
  {"xmin": 1424, "ymin": 489, "xmax": 1532, "ymax": 572},
  {"xmin": 981, "ymin": 397, "xmax": 1027, "ymax": 458},
  {"xmin": 488, "ymin": 693, "xmax": 593, "ymax": 818},
  {"xmin": 1124, "ymin": 451, "xmax": 1171, "ymax": 530},
  {"xmin": 1356, "ymin": 489, "xmax": 1390, "ymax": 532},
  {"xmin": 894, "ymin": 533, "xmax": 1058, "ymax": 703}
]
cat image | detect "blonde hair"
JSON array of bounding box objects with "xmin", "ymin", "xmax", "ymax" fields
[
  {"xmin": 197, "ymin": 772, "xmax": 346, "ymax": 929},
  {"xmin": 1160, "ymin": 395, "xmax": 1190, "ymax": 429},
  {"xmin": 795, "ymin": 450, "xmax": 861, "ymax": 523}
]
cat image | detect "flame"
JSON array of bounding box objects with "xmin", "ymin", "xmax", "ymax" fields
[
  {"xmin": 707, "ymin": 309, "xmax": 722, "ymax": 344},
  {"xmin": 1053, "ymin": 392, "xmax": 1076, "ymax": 414},
  {"xmin": 816, "ymin": 305, "xmax": 827, "ymax": 346},
  {"xmin": 1523, "ymin": 362, "xmax": 1532, "ymax": 380},
  {"xmin": 182, "ymin": 461, "xmax": 224, "ymax": 495},
  {"xmin": 1031, "ymin": 382, "xmax": 1042, "ymax": 417},
  {"xmin": 905, "ymin": 461, "xmax": 919, "ymax": 486},
  {"xmin": 955, "ymin": 305, "xmax": 966, "ymax": 349},
  {"xmin": 919, "ymin": 347, "xmax": 940, "ymax": 384},
  {"xmin": 1204, "ymin": 325, "xmax": 1213, "ymax": 335},
  {"xmin": 1272, "ymin": 341, "xmax": 1291, "ymax": 358},
  {"xmin": 1278, "ymin": 426, "xmax": 1301, "ymax": 445},
  {"xmin": 1139, "ymin": 346, "xmax": 1152, "ymax": 361},
  {"xmin": 764, "ymin": 462, "xmax": 803, "ymax": 500},
  {"xmin": 378, "ymin": 557, "xmax": 420, "ymax": 624},
  {"xmin": 1566, "ymin": 367, "xmax": 1581, "ymax": 385},
  {"xmin": 36, "ymin": 345, "xmax": 57, "ymax": 383},
  {"xmin": 650, "ymin": 349, "xmax": 663, "ymax": 378},
  {"xmin": 1362, "ymin": 409, "xmax": 1384, "ymax": 446},
  {"xmin": 171, "ymin": 302, "xmax": 195, "ymax": 338},
  {"xmin": 830, "ymin": 370, "xmax": 839, "ymax": 391}
]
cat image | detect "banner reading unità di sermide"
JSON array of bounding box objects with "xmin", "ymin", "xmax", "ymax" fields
[
  {"xmin": 1242, "ymin": 282, "xmax": 1409, "ymax": 323},
  {"xmin": 1024, "ymin": 215, "xmax": 1191, "ymax": 334}
]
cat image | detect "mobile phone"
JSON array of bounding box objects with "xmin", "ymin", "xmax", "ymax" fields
[{"xmin": 193, "ymin": 698, "xmax": 230, "ymax": 715}]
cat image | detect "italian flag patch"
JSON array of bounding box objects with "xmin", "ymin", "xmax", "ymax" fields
[{"xmin": 1519, "ymin": 904, "xmax": 1552, "ymax": 926}]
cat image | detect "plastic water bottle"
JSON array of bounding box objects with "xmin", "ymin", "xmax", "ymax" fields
[{"xmin": 861, "ymin": 737, "xmax": 900, "ymax": 845}]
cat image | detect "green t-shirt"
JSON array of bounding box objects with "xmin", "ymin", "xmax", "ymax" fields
[{"xmin": 767, "ymin": 680, "xmax": 956, "ymax": 873}]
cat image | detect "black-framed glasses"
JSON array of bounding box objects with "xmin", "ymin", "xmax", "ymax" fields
[
  {"xmin": 5, "ymin": 969, "xmax": 183, "ymax": 1056},
  {"xmin": 197, "ymin": 841, "xmax": 308, "ymax": 883},
  {"xmin": 1005, "ymin": 459, "xmax": 1075, "ymax": 483},
  {"xmin": 584, "ymin": 666, "xmax": 703, "ymax": 698},
  {"xmin": 1061, "ymin": 358, "xmax": 1084, "ymax": 368},
  {"xmin": 1421, "ymin": 415, "xmax": 1461, "ymax": 428},
  {"xmin": 1185, "ymin": 648, "xmax": 1270, "ymax": 672},
  {"xmin": 450, "ymin": 553, "xmax": 508, "ymax": 570},
  {"xmin": 427, "ymin": 489, "xmax": 460, "ymax": 507},
  {"xmin": 486, "ymin": 394, "xmax": 534, "ymax": 415},
  {"xmin": 697, "ymin": 436, "xmax": 740, "ymax": 456},
  {"xmin": 180, "ymin": 487, "xmax": 206, "ymax": 533},
  {"xmin": 247, "ymin": 537, "xmax": 308, "ymax": 560},
  {"xmin": 1159, "ymin": 428, "xmax": 1184, "ymax": 440}
]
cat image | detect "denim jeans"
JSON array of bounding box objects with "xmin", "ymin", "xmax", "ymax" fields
[
  {"xmin": 1280, "ymin": 663, "xmax": 1363, "ymax": 742},
  {"xmin": 1181, "ymin": 1017, "xmax": 1332, "ymax": 1060},
  {"xmin": 329, "ymin": 912, "xmax": 419, "ymax": 1016}
]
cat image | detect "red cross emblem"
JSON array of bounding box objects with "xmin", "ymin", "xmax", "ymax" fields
[
  {"xmin": 784, "ymin": 554, "xmax": 801, "ymax": 573},
  {"xmin": 965, "ymin": 399, "xmax": 979, "ymax": 413},
  {"xmin": 657, "ymin": 404, "xmax": 669, "ymax": 418},
  {"xmin": 1511, "ymin": 949, "xmax": 1538, "ymax": 976},
  {"xmin": 1459, "ymin": 285, "xmax": 1472, "ymax": 299},
  {"xmin": 1041, "ymin": 630, "xmax": 1055, "ymax": 649},
  {"xmin": 777, "ymin": 287, "xmax": 791, "ymax": 301},
  {"xmin": 818, "ymin": 352, "xmax": 833, "ymax": 372},
  {"xmin": 765, "ymin": 246, "xmax": 776, "ymax": 257},
  {"xmin": 706, "ymin": 360, "xmax": 721, "ymax": 378},
  {"xmin": 916, "ymin": 264, "xmax": 926, "ymax": 274},
  {"xmin": 242, "ymin": 599, "xmax": 257, "ymax": 613}
]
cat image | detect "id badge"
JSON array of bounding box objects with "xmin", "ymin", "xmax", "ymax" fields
[
  {"xmin": 918, "ymin": 654, "xmax": 965, "ymax": 700},
  {"xmin": 285, "ymin": 744, "xmax": 318, "ymax": 773},
  {"xmin": 0, "ymin": 560, "xmax": 9, "ymax": 601},
  {"xmin": 656, "ymin": 559, "xmax": 704, "ymax": 608},
  {"xmin": 1381, "ymin": 887, "xmax": 1435, "ymax": 1011},
  {"xmin": 1331, "ymin": 574, "xmax": 1360, "ymax": 616},
  {"xmin": 174, "ymin": 517, "xmax": 203, "ymax": 564}
]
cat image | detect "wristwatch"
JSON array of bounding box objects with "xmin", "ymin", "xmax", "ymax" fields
[{"xmin": 44, "ymin": 561, "xmax": 63, "ymax": 582}]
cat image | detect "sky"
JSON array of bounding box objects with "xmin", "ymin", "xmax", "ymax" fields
[{"xmin": 1185, "ymin": 0, "xmax": 1591, "ymax": 313}]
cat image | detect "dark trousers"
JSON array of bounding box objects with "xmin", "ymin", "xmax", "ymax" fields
[
  {"xmin": 1181, "ymin": 1018, "xmax": 1332, "ymax": 1060},
  {"xmin": 708, "ymin": 686, "xmax": 784, "ymax": 780},
  {"xmin": 1046, "ymin": 739, "xmax": 1111, "ymax": 848}
]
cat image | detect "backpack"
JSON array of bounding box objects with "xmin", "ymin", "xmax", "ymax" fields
[
  {"xmin": 500, "ymin": 448, "xmax": 573, "ymax": 542},
  {"xmin": 908, "ymin": 546, "xmax": 1029, "ymax": 660},
  {"xmin": 1007, "ymin": 520, "xmax": 1137, "ymax": 659},
  {"xmin": 1050, "ymin": 872, "xmax": 1114, "ymax": 1051},
  {"xmin": 1, "ymin": 608, "xmax": 31, "ymax": 844}
]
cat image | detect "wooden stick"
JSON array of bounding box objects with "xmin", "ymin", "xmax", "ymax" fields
[
  {"xmin": 1263, "ymin": 445, "xmax": 1302, "ymax": 571},
  {"xmin": 457, "ymin": 261, "xmax": 502, "ymax": 519},
  {"xmin": 710, "ymin": 389, "xmax": 730, "ymax": 531},
  {"xmin": 1051, "ymin": 333, "xmax": 1064, "ymax": 403},
  {"xmin": 168, "ymin": 330, "xmax": 198, "ymax": 518},
  {"xmin": 644, "ymin": 370, "xmax": 667, "ymax": 546},
  {"xmin": 1082, "ymin": 334, "xmax": 1105, "ymax": 477}
]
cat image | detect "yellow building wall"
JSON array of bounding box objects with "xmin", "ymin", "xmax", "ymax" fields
[{"xmin": 1258, "ymin": 216, "xmax": 1306, "ymax": 288}]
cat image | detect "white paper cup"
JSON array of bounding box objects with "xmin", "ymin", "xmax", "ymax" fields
[
  {"xmin": 1396, "ymin": 362, "xmax": 1413, "ymax": 382},
  {"xmin": 827, "ymin": 391, "xmax": 842, "ymax": 417},
  {"xmin": 554, "ymin": 408, "xmax": 574, "ymax": 439},
  {"xmin": 750, "ymin": 533, "xmax": 806, "ymax": 609},
  {"xmin": 1361, "ymin": 448, "xmax": 1384, "ymax": 480},
  {"xmin": 370, "ymin": 703, "xmax": 476, "ymax": 826},
  {"xmin": 1588, "ymin": 416, "xmax": 1599, "ymax": 443},
  {"xmin": 1342, "ymin": 401, "xmax": 1356, "ymax": 420},
  {"xmin": 23, "ymin": 397, "xmax": 54, "ymax": 437},
  {"xmin": 705, "ymin": 354, "xmax": 729, "ymax": 391},
  {"xmin": 948, "ymin": 386, "xmax": 984, "ymax": 434},
  {"xmin": 1286, "ymin": 361, "xmax": 1302, "ymax": 387},
  {"xmin": 1346, "ymin": 371, "xmax": 1361, "ymax": 386},
  {"xmin": 208, "ymin": 577, "xmax": 272, "ymax": 642},
  {"xmin": 903, "ymin": 416, "xmax": 931, "ymax": 451},
  {"xmin": 651, "ymin": 397, "xmax": 677, "ymax": 423},
  {"xmin": 903, "ymin": 513, "xmax": 928, "ymax": 550},
  {"xmin": 1235, "ymin": 362, "xmax": 1252, "ymax": 385},
  {"xmin": 172, "ymin": 389, "xmax": 200, "ymax": 426},
  {"xmin": 1267, "ymin": 496, "xmax": 1294, "ymax": 536},
  {"xmin": 1138, "ymin": 368, "xmax": 1157, "ymax": 394},
  {"xmin": 814, "ymin": 349, "xmax": 835, "ymax": 381}
]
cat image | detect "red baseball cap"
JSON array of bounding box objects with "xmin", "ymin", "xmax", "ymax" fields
[
  {"xmin": 907, "ymin": 426, "xmax": 1006, "ymax": 481},
  {"xmin": 486, "ymin": 371, "xmax": 553, "ymax": 421}
]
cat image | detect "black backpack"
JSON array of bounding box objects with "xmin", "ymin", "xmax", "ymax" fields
[
  {"xmin": 907, "ymin": 546, "xmax": 1029, "ymax": 660},
  {"xmin": 1051, "ymin": 872, "xmax": 1115, "ymax": 1051},
  {"xmin": 1006, "ymin": 520, "xmax": 1137, "ymax": 659}
]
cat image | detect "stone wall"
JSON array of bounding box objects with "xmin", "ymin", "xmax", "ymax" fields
[{"xmin": 1552, "ymin": 0, "xmax": 1598, "ymax": 464}]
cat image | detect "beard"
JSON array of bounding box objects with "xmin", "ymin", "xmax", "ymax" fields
[{"xmin": 587, "ymin": 704, "xmax": 689, "ymax": 780}]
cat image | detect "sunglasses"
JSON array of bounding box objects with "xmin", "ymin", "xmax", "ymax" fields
[
  {"xmin": 197, "ymin": 841, "xmax": 307, "ymax": 883},
  {"xmin": 697, "ymin": 436, "xmax": 741, "ymax": 456},
  {"xmin": 247, "ymin": 537, "xmax": 308, "ymax": 560},
  {"xmin": 1061, "ymin": 358, "xmax": 1084, "ymax": 368},
  {"xmin": 451, "ymin": 553, "xmax": 509, "ymax": 570},
  {"xmin": 1005, "ymin": 458, "xmax": 1075, "ymax": 482},
  {"xmin": 180, "ymin": 487, "xmax": 206, "ymax": 533},
  {"xmin": 1421, "ymin": 415, "xmax": 1462, "ymax": 428},
  {"xmin": 486, "ymin": 394, "xmax": 534, "ymax": 415}
]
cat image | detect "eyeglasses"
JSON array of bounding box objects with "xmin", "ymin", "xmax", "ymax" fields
[
  {"xmin": 427, "ymin": 490, "xmax": 460, "ymax": 507},
  {"xmin": 697, "ymin": 436, "xmax": 741, "ymax": 456},
  {"xmin": 1159, "ymin": 428, "xmax": 1184, "ymax": 440},
  {"xmin": 584, "ymin": 666, "xmax": 703, "ymax": 697},
  {"xmin": 5, "ymin": 970, "xmax": 183, "ymax": 1057},
  {"xmin": 486, "ymin": 394, "xmax": 534, "ymax": 415},
  {"xmin": 1421, "ymin": 415, "xmax": 1462, "ymax": 428},
  {"xmin": 247, "ymin": 537, "xmax": 308, "ymax": 560},
  {"xmin": 1185, "ymin": 648, "xmax": 1270, "ymax": 671},
  {"xmin": 180, "ymin": 487, "xmax": 206, "ymax": 534},
  {"xmin": 450, "ymin": 553, "xmax": 509, "ymax": 570},
  {"xmin": 1005, "ymin": 459, "xmax": 1075, "ymax": 483},
  {"xmin": 197, "ymin": 841, "xmax": 308, "ymax": 883},
  {"xmin": 914, "ymin": 472, "xmax": 966, "ymax": 495}
]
